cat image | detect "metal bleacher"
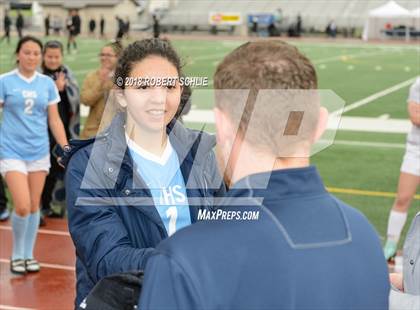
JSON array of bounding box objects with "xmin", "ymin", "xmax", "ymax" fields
[{"xmin": 159, "ymin": 0, "xmax": 420, "ymax": 32}]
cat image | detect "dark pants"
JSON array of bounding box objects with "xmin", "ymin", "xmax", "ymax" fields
[
  {"xmin": 41, "ymin": 137, "xmax": 65, "ymax": 214},
  {"xmin": 0, "ymin": 175, "xmax": 8, "ymax": 213}
]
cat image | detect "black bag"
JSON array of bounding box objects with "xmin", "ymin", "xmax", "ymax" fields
[{"xmin": 78, "ymin": 271, "xmax": 144, "ymax": 310}]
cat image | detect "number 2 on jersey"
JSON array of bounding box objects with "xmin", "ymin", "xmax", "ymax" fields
[{"xmin": 24, "ymin": 98, "xmax": 34, "ymax": 115}]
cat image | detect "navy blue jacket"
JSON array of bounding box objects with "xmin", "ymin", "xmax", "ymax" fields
[
  {"xmin": 64, "ymin": 113, "xmax": 225, "ymax": 306},
  {"xmin": 139, "ymin": 166, "xmax": 390, "ymax": 309}
]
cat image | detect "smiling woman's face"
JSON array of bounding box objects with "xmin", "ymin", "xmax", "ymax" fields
[
  {"xmin": 17, "ymin": 41, "xmax": 42, "ymax": 73},
  {"xmin": 123, "ymin": 55, "xmax": 182, "ymax": 133}
]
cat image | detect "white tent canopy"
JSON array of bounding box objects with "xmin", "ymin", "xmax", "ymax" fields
[
  {"xmin": 363, "ymin": 1, "xmax": 414, "ymax": 41},
  {"xmin": 411, "ymin": 7, "xmax": 420, "ymax": 18},
  {"xmin": 368, "ymin": 0, "xmax": 411, "ymax": 18}
]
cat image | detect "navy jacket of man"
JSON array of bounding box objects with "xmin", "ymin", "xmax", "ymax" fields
[
  {"xmin": 64, "ymin": 113, "xmax": 225, "ymax": 307},
  {"xmin": 139, "ymin": 166, "xmax": 390, "ymax": 309}
]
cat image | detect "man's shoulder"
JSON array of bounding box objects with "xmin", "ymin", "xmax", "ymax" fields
[{"xmin": 330, "ymin": 194, "xmax": 378, "ymax": 235}]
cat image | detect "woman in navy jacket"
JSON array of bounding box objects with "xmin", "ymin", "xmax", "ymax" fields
[{"xmin": 64, "ymin": 39, "xmax": 225, "ymax": 307}]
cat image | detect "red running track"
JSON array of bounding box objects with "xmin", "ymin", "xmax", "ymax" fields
[{"xmin": 0, "ymin": 218, "xmax": 76, "ymax": 310}]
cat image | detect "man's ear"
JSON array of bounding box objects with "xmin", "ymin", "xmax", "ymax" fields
[
  {"xmin": 115, "ymin": 89, "xmax": 128, "ymax": 108},
  {"xmin": 313, "ymin": 106, "xmax": 328, "ymax": 142}
]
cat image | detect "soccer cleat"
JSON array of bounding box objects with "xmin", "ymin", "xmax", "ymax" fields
[
  {"xmin": 384, "ymin": 240, "xmax": 397, "ymax": 261},
  {"xmin": 10, "ymin": 259, "xmax": 26, "ymax": 275},
  {"xmin": 25, "ymin": 259, "xmax": 41, "ymax": 273}
]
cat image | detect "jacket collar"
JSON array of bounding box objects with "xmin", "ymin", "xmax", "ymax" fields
[
  {"xmin": 229, "ymin": 166, "xmax": 327, "ymax": 199},
  {"xmin": 101, "ymin": 112, "xmax": 216, "ymax": 186}
]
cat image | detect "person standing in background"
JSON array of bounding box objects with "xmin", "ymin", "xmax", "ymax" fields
[
  {"xmin": 0, "ymin": 10, "xmax": 12, "ymax": 44},
  {"xmin": 80, "ymin": 41, "xmax": 123, "ymax": 139},
  {"xmin": 115, "ymin": 16, "xmax": 125, "ymax": 42},
  {"xmin": 296, "ymin": 14, "xmax": 302, "ymax": 37},
  {"xmin": 124, "ymin": 17, "xmax": 130, "ymax": 40},
  {"xmin": 100, "ymin": 15, "xmax": 105, "ymax": 39},
  {"xmin": 153, "ymin": 14, "xmax": 160, "ymax": 38},
  {"xmin": 40, "ymin": 40, "xmax": 80, "ymax": 223},
  {"xmin": 44, "ymin": 14, "xmax": 50, "ymax": 37},
  {"xmin": 384, "ymin": 78, "xmax": 420, "ymax": 261},
  {"xmin": 89, "ymin": 18, "xmax": 96, "ymax": 38},
  {"xmin": 16, "ymin": 10, "xmax": 24, "ymax": 39},
  {"xmin": 67, "ymin": 10, "xmax": 81, "ymax": 53}
]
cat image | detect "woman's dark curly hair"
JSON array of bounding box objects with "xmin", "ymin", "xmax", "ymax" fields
[
  {"xmin": 114, "ymin": 38, "xmax": 181, "ymax": 89},
  {"xmin": 114, "ymin": 38, "xmax": 190, "ymax": 118}
]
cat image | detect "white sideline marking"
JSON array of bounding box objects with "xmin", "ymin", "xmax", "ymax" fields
[
  {"xmin": 0, "ymin": 259, "xmax": 74, "ymax": 271},
  {"xmin": 325, "ymin": 140, "xmax": 405, "ymax": 149},
  {"xmin": 0, "ymin": 225, "xmax": 70, "ymax": 237},
  {"xmin": 378, "ymin": 114, "xmax": 390, "ymax": 120},
  {"xmin": 183, "ymin": 110, "xmax": 412, "ymax": 134},
  {"xmin": 0, "ymin": 304, "xmax": 35, "ymax": 310},
  {"xmin": 331, "ymin": 77, "xmax": 418, "ymax": 117},
  {"xmin": 328, "ymin": 116, "xmax": 410, "ymax": 133}
]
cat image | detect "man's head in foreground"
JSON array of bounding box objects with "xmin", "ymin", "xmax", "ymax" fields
[{"xmin": 213, "ymin": 40, "xmax": 328, "ymax": 186}]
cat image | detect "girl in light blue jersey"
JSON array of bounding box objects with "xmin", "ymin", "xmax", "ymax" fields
[
  {"xmin": 0, "ymin": 36, "xmax": 69, "ymax": 274},
  {"xmin": 64, "ymin": 39, "xmax": 225, "ymax": 305}
]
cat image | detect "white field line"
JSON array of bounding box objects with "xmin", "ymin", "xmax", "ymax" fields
[
  {"xmin": 329, "ymin": 116, "xmax": 411, "ymax": 134},
  {"xmin": 0, "ymin": 258, "xmax": 74, "ymax": 271},
  {"xmin": 183, "ymin": 110, "xmax": 412, "ymax": 134},
  {"xmin": 0, "ymin": 225, "xmax": 70, "ymax": 236},
  {"xmin": 0, "ymin": 305, "xmax": 35, "ymax": 310},
  {"xmin": 321, "ymin": 139, "xmax": 405, "ymax": 149},
  {"xmin": 331, "ymin": 76, "xmax": 418, "ymax": 117}
]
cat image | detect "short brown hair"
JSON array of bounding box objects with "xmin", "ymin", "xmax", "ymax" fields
[{"xmin": 214, "ymin": 41, "xmax": 319, "ymax": 156}]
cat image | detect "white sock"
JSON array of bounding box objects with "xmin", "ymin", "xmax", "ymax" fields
[{"xmin": 387, "ymin": 210, "xmax": 407, "ymax": 243}]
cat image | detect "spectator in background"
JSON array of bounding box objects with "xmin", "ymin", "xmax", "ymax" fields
[
  {"xmin": 100, "ymin": 15, "xmax": 105, "ymax": 39},
  {"xmin": 115, "ymin": 16, "xmax": 125, "ymax": 42},
  {"xmin": 153, "ymin": 14, "xmax": 160, "ymax": 38},
  {"xmin": 251, "ymin": 16, "xmax": 258, "ymax": 36},
  {"xmin": 326, "ymin": 20, "xmax": 337, "ymax": 38},
  {"xmin": 41, "ymin": 40, "xmax": 80, "ymax": 223},
  {"xmin": 89, "ymin": 18, "xmax": 96, "ymax": 37},
  {"xmin": 16, "ymin": 11, "xmax": 24, "ymax": 39},
  {"xmin": 296, "ymin": 14, "xmax": 302, "ymax": 36},
  {"xmin": 0, "ymin": 176, "xmax": 9, "ymax": 221},
  {"xmin": 0, "ymin": 10, "xmax": 12, "ymax": 44},
  {"xmin": 67, "ymin": 10, "xmax": 81, "ymax": 53},
  {"xmin": 389, "ymin": 212, "xmax": 420, "ymax": 310},
  {"xmin": 80, "ymin": 41, "xmax": 123, "ymax": 139},
  {"xmin": 124, "ymin": 17, "xmax": 130, "ymax": 40},
  {"xmin": 52, "ymin": 15, "xmax": 62, "ymax": 35},
  {"xmin": 44, "ymin": 14, "xmax": 50, "ymax": 37}
]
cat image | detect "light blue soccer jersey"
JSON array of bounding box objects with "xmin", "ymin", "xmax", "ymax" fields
[
  {"xmin": 0, "ymin": 69, "xmax": 60, "ymax": 160},
  {"xmin": 126, "ymin": 135, "xmax": 191, "ymax": 236}
]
